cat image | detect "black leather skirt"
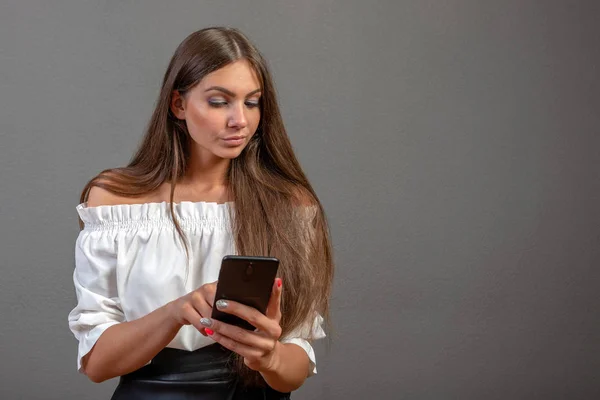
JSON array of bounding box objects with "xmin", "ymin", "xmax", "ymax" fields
[{"xmin": 110, "ymin": 344, "xmax": 291, "ymax": 400}]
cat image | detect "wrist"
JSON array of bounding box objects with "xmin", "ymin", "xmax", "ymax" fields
[
  {"xmin": 261, "ymin": 341, "xmax": 283, "ymax": 374},
  {"xmin": 163, "ymin": 301, "xmax": 184, "ymax": 329},
  {"xmin": 258, "ymin": 342, "xmax": 307, "ymax": 393}
]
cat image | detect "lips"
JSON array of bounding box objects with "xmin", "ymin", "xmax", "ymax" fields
[
  {"xmin": 222, "ymin": 135, "xmax": 245, "ymax": 141},
  {"xmin": 221, "ymin": 135, "xmax": 246, "ymax": 147}
]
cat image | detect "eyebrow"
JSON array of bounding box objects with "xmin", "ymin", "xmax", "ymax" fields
[{"xmin": 205, "ymin": 86, "xmax": 261, "ymax": 97}]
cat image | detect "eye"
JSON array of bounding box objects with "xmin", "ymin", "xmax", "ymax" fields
[
  {"xmin": 245, "ymin": 100, "xmax": 260, "ymax": 108},
  {"xmin": 208, "ymin": 98, "xmax": 227, "ymax": 107}
]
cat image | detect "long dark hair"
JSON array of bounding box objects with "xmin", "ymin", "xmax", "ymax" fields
[{"xmin": 80, "ymin": 27, "xmax": 333, "ymax": 386}]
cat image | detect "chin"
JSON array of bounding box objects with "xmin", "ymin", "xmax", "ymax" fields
[{"xmin": 216, "ymin": 147, "xmax": 246, "ymax": 160}]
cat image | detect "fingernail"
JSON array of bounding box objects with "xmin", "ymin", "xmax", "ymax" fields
[
  {"xmin": 205, "ymin": 328, "xmax": 214, "ymax": 336},
  {"xmin": 276, "ymin": 278, "xmax": 282, "ymax": 288},
  {"xmin": 216, "ymin": 299, "xmax": 228, "ymax": 309},
  {"xmin": 200, "ymin": 318, "xmax": 212, "ymax": 327}
]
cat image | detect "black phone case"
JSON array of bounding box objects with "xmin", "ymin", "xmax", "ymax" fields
[{"xmin": 211, "ymin": 255, "xmax": 279, "ymax": 330}]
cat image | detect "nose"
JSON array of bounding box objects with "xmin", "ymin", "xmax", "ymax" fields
[{"xmin": 227, "ymin": 102, "xmax": 248, "ymax": 129}]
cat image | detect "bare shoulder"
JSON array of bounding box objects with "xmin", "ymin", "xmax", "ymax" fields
[
  {"xmin": 86, "ymin": 185, "xmax": 163, "ymax": 207},
  {"xmin": 86, "ymin": 186, "xmax": 129, "ymax": 207}
]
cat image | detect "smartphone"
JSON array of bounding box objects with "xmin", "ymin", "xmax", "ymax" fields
[{"xmin": 211, "ymin": 255, "xmax": 280, "ymax": 330}]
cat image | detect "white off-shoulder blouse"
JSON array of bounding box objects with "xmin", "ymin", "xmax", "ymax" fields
[{"xmin": 67, "ymin": 201, "xmax": 325, "ymax": 376}]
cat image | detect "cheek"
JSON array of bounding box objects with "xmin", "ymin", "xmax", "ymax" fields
[
  {"xmin": 249, "ymin": 111, "xmax": 261, "ymax": 133},
  {"xmin": 187, "ymin": 107, "xmax": 225, "ymax": 138}
]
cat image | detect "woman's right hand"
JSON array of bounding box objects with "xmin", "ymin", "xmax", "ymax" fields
[{"xmin": 166, "ymin": 281, "xmax": 217, "ymax": 336}]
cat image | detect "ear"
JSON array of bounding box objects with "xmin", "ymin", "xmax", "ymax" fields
[{"xmin": 170, "ymin": 90, "xmax": 186, "ymax": 119}]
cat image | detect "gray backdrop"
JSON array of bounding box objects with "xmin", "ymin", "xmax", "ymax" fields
[{"xmin": 1, "ymin": 1, "xmax": 599, "ymax": 399}]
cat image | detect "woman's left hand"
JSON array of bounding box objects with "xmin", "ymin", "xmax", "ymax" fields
[{"xmin": 200, "ymin": 278, "xmax": 283, "ymax": 372}]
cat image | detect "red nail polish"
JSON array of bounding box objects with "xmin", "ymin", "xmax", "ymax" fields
[
  {"xmin": 276, "ymin": 278, "xmax": 282, "ymax": 288},
  {"xmin": 205, "ymin": 328, "xmax": 214, "ymax": 336}
]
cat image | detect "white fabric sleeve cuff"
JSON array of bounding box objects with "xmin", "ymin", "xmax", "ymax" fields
[
  {"xmin": 71, "ymin": 321, "xmax": 121, "ymax": 372},
  {"xmin": 280, "ymin": 313, "xmax": 326, "ymax": 376},
  {"xmin": 68, "ymin": 229, "xmax": 125, "ymax": 372}
]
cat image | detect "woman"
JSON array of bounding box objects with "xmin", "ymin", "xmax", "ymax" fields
[{"xmin": 68, "ymin": 27, "xmax": 333, "ymax": 399}]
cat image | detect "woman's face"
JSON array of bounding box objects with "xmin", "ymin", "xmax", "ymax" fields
[{"xmin": 171, "ymin": 59, "xmax": 262, "ymax": 162}]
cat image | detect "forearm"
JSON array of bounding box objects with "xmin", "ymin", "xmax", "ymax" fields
[
  {"xmin": 83, "ymin": 303, "xmax": 182, "ymax": 383},
  {"xmin": 260, "ymin": 342, "xmax": 310, "ymax": 393}
]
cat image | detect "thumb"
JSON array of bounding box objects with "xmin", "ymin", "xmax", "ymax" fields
[{"xmin": 265, "ymin": 278, "xmax": 282, "ymax": 322}]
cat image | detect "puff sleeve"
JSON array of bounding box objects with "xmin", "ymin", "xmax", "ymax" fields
[{"xmin": 67, "ymin": 227, "xmax": 124, "ymax": 372}]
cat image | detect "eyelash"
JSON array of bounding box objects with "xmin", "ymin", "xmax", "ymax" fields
[{"xmin": 208, "ymin": 100, "xmax": 260, "ymax": 108}]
